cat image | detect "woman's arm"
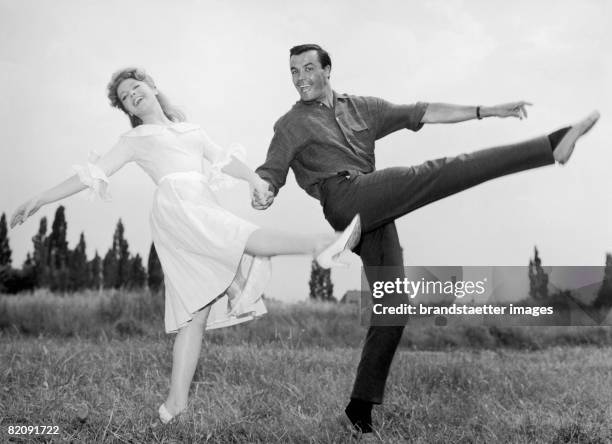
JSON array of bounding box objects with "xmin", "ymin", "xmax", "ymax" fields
[
  {"xmin": 10, "ymin": 141, "xmax": 133, "ymax": 228},
  {"xmin": 220, "ymin": 155, "xmax": 270, "ymax": 194},
  {"xmin": 200, "ymin": 130, "xmax": 270, "ymax": 197}
]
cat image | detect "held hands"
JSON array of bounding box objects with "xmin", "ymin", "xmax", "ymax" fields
[
  {"xmin": 487, "ymin": 101, "xmax": 532, "ymax": 120},
  {"xmin": 250, "ymin": 177, "xmax": 275, "ymax": 210},
  {"xmin": 10, "ymin": 196, "xmax": 43, "ymax": 228}
]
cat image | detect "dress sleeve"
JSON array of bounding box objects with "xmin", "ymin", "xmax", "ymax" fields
[
  {"xmin": 72, "ymin": 138, "xmax": 134, "ymax": 201},
  {"xmin": 200, "ymin": 128, "xmax": 247, "ymax": 191}
]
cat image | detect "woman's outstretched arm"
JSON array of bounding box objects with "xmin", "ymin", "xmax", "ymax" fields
[
  {"xmin": 200, "ymin": 130, "xmax": 270, "ymax": 198},
  {"xmin": 10, "ymin": 141, "xmax": 133, "ymax": 228},
  {"xmin": 220, "ymin": 156, "xmax": 270, "ymax": 196}
]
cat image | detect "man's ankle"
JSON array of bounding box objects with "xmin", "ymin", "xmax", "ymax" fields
[
  {"xmin": 548, "ymin": 127, "xmax": 571, "ymax": 152},
  {"xmin": 345, "ymin": 398, "xmax": 373, "ymax": 433}
]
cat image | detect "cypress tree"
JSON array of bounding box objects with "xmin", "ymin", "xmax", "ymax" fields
[
  {"xmin": 309, "ymin": 260, "xmax": 334, "ymax": 301},
  {"xmin": 593, "ymin": 253, "xmax": 612, "ymax": 309},
  {"xmin": 528, "ymin": 247, "xmax": 548, "ymax": 300},
  {"xmin": 127, "ymin": 254, "xmax": 147, "ymax": 289},
  {"xmin": 103, "ymin": 248, "xmax": 119, "ymax": 288},
  {"xmin": 32, "ymin": 216, "xmax": 50, "ymax": 287},
  {"xmin": 147, "ymin": 242, "xmax": 164, "ymax": 292},
  {"xmin": 48, "ymin": 206, "xmax": 70, "ymax": 291},
  {"xmin": 0, "ymin": 213, "xmax": 12, "ymax": 266},
  {"xmin": 103, "ymin": 219, "xmax": 131, "ymax": 288},
  {"xmin": 69, "ymin": 232, "xmax": 88, "ymax": 291},
  {"xmin": 89, "ymin": 250, "xmax": 102, "ymax": 291},
  {"xmin": 116, "ymin": 220, "xmax": 131, "ymax": 287}
]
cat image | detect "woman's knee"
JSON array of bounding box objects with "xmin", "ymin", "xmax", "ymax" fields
[{"xmin": 190, "ymin": 306, "xmax": 211, "ymax": 329}]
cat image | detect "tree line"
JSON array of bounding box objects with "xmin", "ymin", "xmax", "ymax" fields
[
  {"xmin": 1, "ymin": 206, "xmax": 611, "ymax": 305},
  {"xmin": 527, "ymin": 246, "xmax": 612, "ymax": 307},
  {"xmin": 0, "ymin": 206, "xmax": 164, "ymax": 294}
]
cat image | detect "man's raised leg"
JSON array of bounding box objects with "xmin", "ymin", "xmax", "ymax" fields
[{"xmin": 324, "ymin": 135, "xmax": 555, "ymax": 232}]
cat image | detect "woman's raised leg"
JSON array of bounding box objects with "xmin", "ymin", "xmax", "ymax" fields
[{"xmin": 244, "ymin": 228, "xmax": 335, "ymax": 257}]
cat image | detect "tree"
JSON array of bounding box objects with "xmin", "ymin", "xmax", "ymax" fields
[
  {"xmin": 103, "ymin": 248, "xmax": 118, "ymax": 288},
  {"xmin": 147, "ymin": 242, "xmax": 164, "ymax": 292},
  {"xmin": 31, "ymin": 216, "xmax": 50, "ymax": 287},
  {"xmin": 0, "ymin": 213, "xmax": 12, "ymax": 266},
  {"xmin": 48, "ymin": 206, "xmax": 70, "ymax": 291},
  {"xmin": 69, "ymin": 232, "xmax": 89, "ymax": 291},
  {"xmin": 308, "ymin": 260, "xmax": 334, "ymax": 301},
  {"xmin": 19, "ymin": 253, "xmax": 37, "ymax": 291},
  {"xmin": 89, "ymin": 251, "xmax": 102, "ymax": 291},
  {"xmin": 0, "ymin": 213, "xmax": 12, "ymax": 292},
  {"xmin": 528, "ymin": 247, "xmax": 548, "ymax": 300},
  {"xmin": 48, "ymin": 206, "xmax": 69, "ymax": 268},
  {"xmin": 103, "ymin": 219, "xmax": 132, "ymax": 289},
  {"xmin": 115, "ymin": 220, "xmax": 131, "ymax": 287},
  {"xmin": 592, "ymin": 253, "xmax": 612, "ymax": 309},
  {"xmin": 127, "ymin": 254, "xmax": 147, "ymax": 289}
]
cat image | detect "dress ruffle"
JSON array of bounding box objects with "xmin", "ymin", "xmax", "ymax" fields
[{"xmin": 72, "ymin": 151, "xmax": 111, "ymax": 201}]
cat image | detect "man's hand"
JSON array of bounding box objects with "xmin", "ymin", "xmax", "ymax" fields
[
  {"xmin": 485, "ymin": 101, "xmax": 532, "ymax": 120},
  {"xmin": 250, "ymin": 177, "xmax": 275, "ymax": 210}
]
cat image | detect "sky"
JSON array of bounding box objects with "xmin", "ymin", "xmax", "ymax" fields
[{"xmin": 0, "ymin": 0, "xmax": 610, "ymax": 302}]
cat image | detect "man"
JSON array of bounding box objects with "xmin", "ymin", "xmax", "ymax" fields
[{"xmin": 252, "ymin": 43, "xmax": 599, "ymax": 436}]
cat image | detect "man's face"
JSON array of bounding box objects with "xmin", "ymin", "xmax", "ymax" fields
[{"xmin": 290, "ymin": 50, "xmax": 330, "ymax": 102}]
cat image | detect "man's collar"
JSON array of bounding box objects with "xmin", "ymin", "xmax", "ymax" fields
[
  {"xmin": 298, "ymin": 90, "xmax": 348, "ymax": 107},
  {"xmin": 335, "ymin": 91, "xmax": 349, "ymax": 101}
]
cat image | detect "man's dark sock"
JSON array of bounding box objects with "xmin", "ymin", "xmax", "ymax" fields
[
  {"xmin": 548, "ymin": 127, "xmax": 571, "ymax": 152},
  {"xmin": 345, "ymin": 398, "xmax": 373, "ymax": 433}
]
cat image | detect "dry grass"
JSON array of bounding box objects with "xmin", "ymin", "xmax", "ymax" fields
[
  {"xmin": 2, "ymin": 336, "xmax": 612, "ymax": 443},
  {"xmin": 3, "ymin": 291, "xmax": 612, "ymax": 442}
]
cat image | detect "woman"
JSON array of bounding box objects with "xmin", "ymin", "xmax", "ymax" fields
[{"xmin": 10, "ymin": 67, "xmax": 361, "ymax": 423}]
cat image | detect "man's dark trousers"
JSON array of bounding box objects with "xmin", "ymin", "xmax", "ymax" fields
[{"xmin": 319, "ymin": 135, "xmax": 554, "ymax": 403}]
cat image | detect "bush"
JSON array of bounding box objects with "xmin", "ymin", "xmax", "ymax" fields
[
  {"xmin": 0, "ymin": 288, "xmax": 164, "ymax": 337},
  {"xmin": 3, "ymin": 291, "xmax": 612, "ymax": 352}
]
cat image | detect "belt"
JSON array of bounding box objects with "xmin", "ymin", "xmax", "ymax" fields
[
  {"xmin": 158, "ymin": 171, "xmax": 206, "ymax": 184},
  {"xmin": 336, "ymin": 169, "xmax": 366, "ymax": 180}
]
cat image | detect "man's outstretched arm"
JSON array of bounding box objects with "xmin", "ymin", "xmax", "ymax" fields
[{"xmin": 421, "ymin": 101, "xmax": 532, "ymax": 124}]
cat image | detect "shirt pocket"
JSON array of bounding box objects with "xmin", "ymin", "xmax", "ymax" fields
[
  {"xmin": 339, "ymin": 111, "xmax": 372, "ymax": 153},
  {"xmin": 343, "ymin": 111, "xmax": 369, "ymax": 133}
]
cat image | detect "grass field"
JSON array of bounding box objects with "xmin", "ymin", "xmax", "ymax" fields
[
  {"xmin": 2, "ymin": 292, "xmax": 612, "ymax": 442},
  {"xmin": 3, "ymin": 337, "xmax": 612, "ymax": 443}
]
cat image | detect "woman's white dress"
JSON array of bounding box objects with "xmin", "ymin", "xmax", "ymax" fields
[{"xmin": 75, "ymin": 122, "xmax": 269, "ymax": 333}]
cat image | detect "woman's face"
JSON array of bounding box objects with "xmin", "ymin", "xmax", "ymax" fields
[{"xmin": 116, "ymin": 78, "xmax": 158, "ymax": 117}]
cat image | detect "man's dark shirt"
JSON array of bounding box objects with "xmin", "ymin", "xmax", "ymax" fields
[{"xmin": 256, "ymin": 91, "xmax": 428, "ymax": 201}]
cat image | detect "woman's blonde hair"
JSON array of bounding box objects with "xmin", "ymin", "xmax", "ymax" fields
[{"xmin": 107, "ymin": 67, "xmax": 185, "ymax": 128}]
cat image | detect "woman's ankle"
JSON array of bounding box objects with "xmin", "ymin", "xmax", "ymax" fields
[{"xmin": 163, "ymin": 398, "xmax": 187, "ymax": 416}]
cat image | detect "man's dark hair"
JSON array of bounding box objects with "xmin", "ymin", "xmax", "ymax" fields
[{"xmin": 289, "ymin": 44, "xmax": 332, "ymax": 70}]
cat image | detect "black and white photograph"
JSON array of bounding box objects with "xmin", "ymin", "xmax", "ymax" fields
[{"xmin": 1, "ymin": 0, "xmax": 610, "ymax": 442}]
